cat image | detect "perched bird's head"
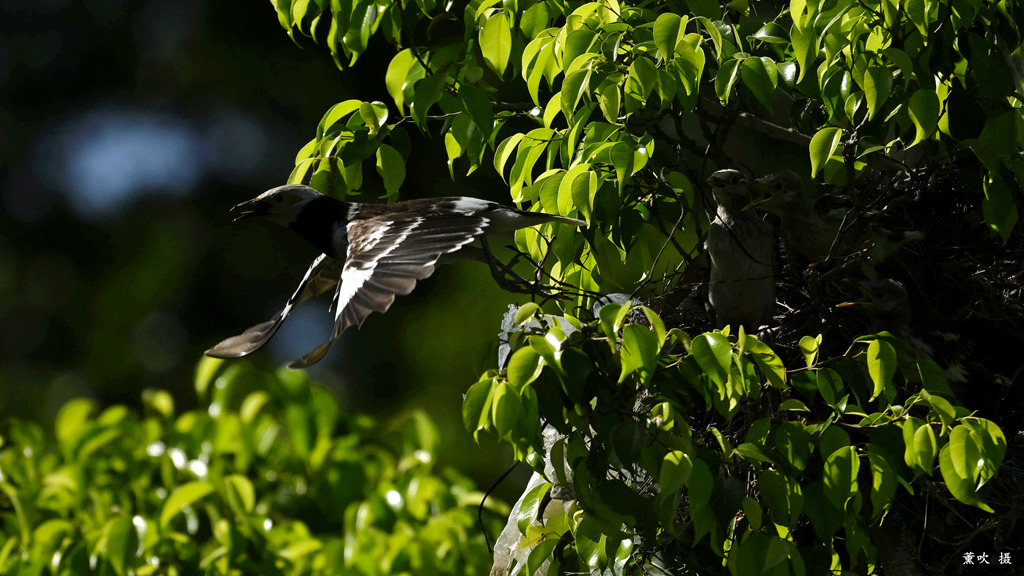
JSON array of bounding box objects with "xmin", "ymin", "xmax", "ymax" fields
[
  {"xmin": 707, "ymin": 169, "xmax": 752, "ymax": 211},
  {"xmin": 231, "ymin": 185, "xmax": 325, "ymax": 225},
  {"xmin": 746, "ymin": 171, "xmax": 807, "ymax": 214}
]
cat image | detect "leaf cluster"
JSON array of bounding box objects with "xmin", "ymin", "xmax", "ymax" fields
[
  {"xmin": 0, "ymin": 359, "xmax": 501, "ymax": 575},
  {"xmin": 466, "ymin": 303, "xmax": 1007, "ymax": 574}
]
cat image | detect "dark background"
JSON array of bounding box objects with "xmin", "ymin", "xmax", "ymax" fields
[{"xmin": 1, "ymin": 0, "xmax": 520, "ymax": 491}]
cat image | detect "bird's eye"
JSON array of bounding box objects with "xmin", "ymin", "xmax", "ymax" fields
[{"xmin": 773, "ymin": 182, "xmax": 784, "ymax": 191}]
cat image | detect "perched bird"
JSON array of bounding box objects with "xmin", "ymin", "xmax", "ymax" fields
[
  {"xmin": 206, "ymin": 184, "xmax": 585, "ymax": 367},
  {"xmin": 749, "ymin": 172, "xmax": 923, "ymax": 275},
  {"xmin": 746, "ymin": 171, "xmax": 844, "ymax": 264},
  {"xmin": 705, "ymin": 170, "xmax": 777, "ymax": 330}
]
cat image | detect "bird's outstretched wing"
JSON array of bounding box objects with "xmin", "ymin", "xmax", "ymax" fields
[
  {"xmin": 291, "ymin": 214, "xmax": 487, "ymax": 367},
  {"xmin": 205, "ymin": 254, "xmax": 343, "ymax": 359}
]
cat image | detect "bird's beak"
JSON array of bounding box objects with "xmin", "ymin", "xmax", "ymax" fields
[
  {"xmin": 836, "ymin": 284, "xmax": 875, "ymax": 309},
  {"xmin": 741, "ymin": 181, "xmax": 775, "ymax": 211},
  {"xmin": 230, "ymin": 198, "xmax": 267, "ymax": 222}
]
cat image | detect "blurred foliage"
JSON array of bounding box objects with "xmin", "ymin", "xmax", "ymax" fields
[{"xmin": 0, "ymin": 358, "xmax": 503, "ymax": 575}]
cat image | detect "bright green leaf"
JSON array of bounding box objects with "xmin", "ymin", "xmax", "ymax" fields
[
  {"xmin": 809, "ymin": 127, "xmax": 842, "ymax": 178},
  {"xmin": 480, "ymin": 12, "xmax": 512, "ymax": 76},
  {"xmin": 866, "ymin": 338, "xmax": 896, "ymax": 401},
  {"xmin": 160, "ymin": 482, "xmax": 215, "ymax": 529},
  {"xmin": 908, "ymin": 89, "xmax": 940, "ymax": 147},
  {"xmin": 375, "ymin": 144, "xmax": 406, "ymax": 199}
]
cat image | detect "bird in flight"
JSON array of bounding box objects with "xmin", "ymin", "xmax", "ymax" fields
[{"xmin": 206, "ymin": 185, "xmax": 586, "ymax": 367}]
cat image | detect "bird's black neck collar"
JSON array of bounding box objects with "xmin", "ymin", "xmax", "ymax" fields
[{"xmin": 288, "ymin": 195, "xmax": 350, "ymax": 258}]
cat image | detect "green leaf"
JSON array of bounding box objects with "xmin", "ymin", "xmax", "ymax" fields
[
  {"xmin": 902, "ymin": 417, "xmax": 925, "ymax": 472},
  {"xmin": 917, "ymin": 359, "xmax": 954, "ymax": 398},
  {"xmin": 653, "ymin": 13, "xmax": 684, "ymax": 61},
  {"xmin": 734, "ymin": 443, "xmax": 774, "ymax": 463},
  {"xmin": 526, "ymin": 539, "xmax": 559, "ymax": 575},
  {"xmin": 494, "ymin": 133, "xmax": 524, "ymax": 181},
  {"xmin": 907, "ymin": 89, "xmax": 940, "ymax": 147},
  {"xmin": 574, "ymin": 514, "xmax": 605, "ymax": 567},
  {"xmin": 523, "ymin": 34, "xmax": 557, "ymax": 106},
  {"xmin": 779, "ymin": 399, "xmax": 810, "ymax": 411},
  {"xmin": 948, "ymin": 425, "xmax": 982, "ymax": 483},
  {"xmin": 691, "ymin": 333, "xmax": 731, "ymax": 386},
  {"xmin": 675, "ymin": 35, "xmax": 706, "ymax": 98},
  {"xmin": 862, "ymin": 66, "xmax": 892, "ymax": 120},
  {"xmin": 160, "ymin": 482, "xmax": 215, "ymax": 529},
  {"xmin": 981, "ymin": 172, "xmax": 1019, "ymax": 241},
  {"xmin": 964, "ymin": 418, "xmax": 1007, "ymax": 486},
  {"xmin": 686, "ymin": 457, "xmax": 714, "ymax": 509},
  {"xmin": 480, "ymin": 12, "xmax": 512, "ymax": 77},
  {"xmin": 741, "ymin": 497, "xmax": 762, "ymax": 530},
  {"xmin": 194, "ymin": 356, "xmax": 224, "ymax": 402},
  {"xmin": 822, "ymin": 446, "xmax": 859, "ymax": 511},
  {"xmin": 743, "ymin": 336, "xmax": 786, "ymax": 388},
  {"xmin": 375, "ymin": 144, "xmax": 406, "ymax": 199},
  {"xmin": 939, "ymin": 442, "xmax": 993, "ymax": 512},
  {"xmin": 818, "ymin": 424, "xmax": 850, "ymax": 459},
  {"xmin": 561, "ymin": 165, "xmax": 596, "ymax": 224},
  {"xmin": 411, "ymin": 73, "xmax": 445, "ymax": 127},
  {"xmin": 55, "ymin": 398, "xmax": 96, "ymax": 452},
  {"xmin": 358, "ymin": 101, "xmax": 388, "ymax": 133},
  {"xmin": 866, "ymin": 339, "xmax": 896, "ymax": 401},
  {"xmin": 867, "ymin": 445, "xmax": 897, "ymax": 521},
  {"xmin": 492, "ymin": 382, "xmax": 522, "ymax": 438},
  {"xmin": 798, "ymin": 334, "xmax": 820, "ymax": 367},
  {"xmin": 560, "ymin": 69, "xmax": 591, "ymax": 119},
  {"xmin": 913, "ymin": 423, "xmax": 937, "ymax": 472},
  {"xmin": 31, "ymin": 519, "xmax": 71, "ymax": 567},
  {"xmin": 809, "ymin": 127, "xmax": 842, "ymax": 178},
  {"xmin": 790, "ymin": 24, "xmax": 817, "ymax": 83},
  {"xmin": 775, "ymin": 422, "xmax": 810, "ymax": 472},
  {"xmin": 517, "ymin": 481, "xmax": 552, "ymax": 534},
  {"xmin": 142, "ymin": 388, "xmax": 174, "ymax": 418},
  {"xmin": 317, "ymin": 99, "xmax": 363, "ymax": 139},
  {"xmin": 101, "ymin": 516, "xmax": 139, "ymax": 576},
  {"xmin": 609, "ymin": 142, "xmax": 633, "ymax": 193},
  {"xmin": 507, "ymin": 346, "xmax": 544, "ymax": 389},
  {"xmin": 740, "ymin": 57, "xmax": 778, "ymax": 110},
  {"xmin": 620, "ymin": 324, "xmax": 659, "ymax": 384},
  {"xmin": 462, "ymin": 378, "xmax": 494, "ymax": 434},
  {"xmin": 224, "ymin": 474, "xmax": 256, "ymax": 514},
  {"xmin": 640, "ymin": 306, "xmax": 667, "ymax": 349},
  {"xmin": 803, "ymin": 481, "xmax": 841, "ymax": 540},
  {"xmin": 748, "ymin": 22, "xmax": 789, "ymax": 44},
  {"xmin": 513, "ymin": 302, "xmax": 541, "ymax": 326},
  {"xmin": 924, "ymin": 391, "xmax": 956, "ymax": 431},
  {"xmin": 563, "ymin": 29, "xmax": 598, "ymax": 70},
  {"xmin": 715, "ymin": 58, "xmax": 742, "ymax": 104},
  {"xmin": 596, "ymin": 76, "xmax": 621, "ymax": 123},
  {"xmin": 659, "ymin": 450, "xmax": 692, "ymax": 496},
  {"xmin": 459, "ymin": 83, "xmax": 495, "ymax": 140}
]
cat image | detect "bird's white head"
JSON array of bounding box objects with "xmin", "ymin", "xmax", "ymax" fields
[
  {"xmin": 707, "ymin": 169, "xmax": 752, "ymax": 209},
  {"xmin": 230, "ymin": 185, "xmax": 325, "ymax": 225},
  {"xmin": 707, "ymin": 169, "xmax": 744, "ymax": 190},
  {"xmin": 746, "ymin": 171, "xmax": 806, "ymax": 213}
]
